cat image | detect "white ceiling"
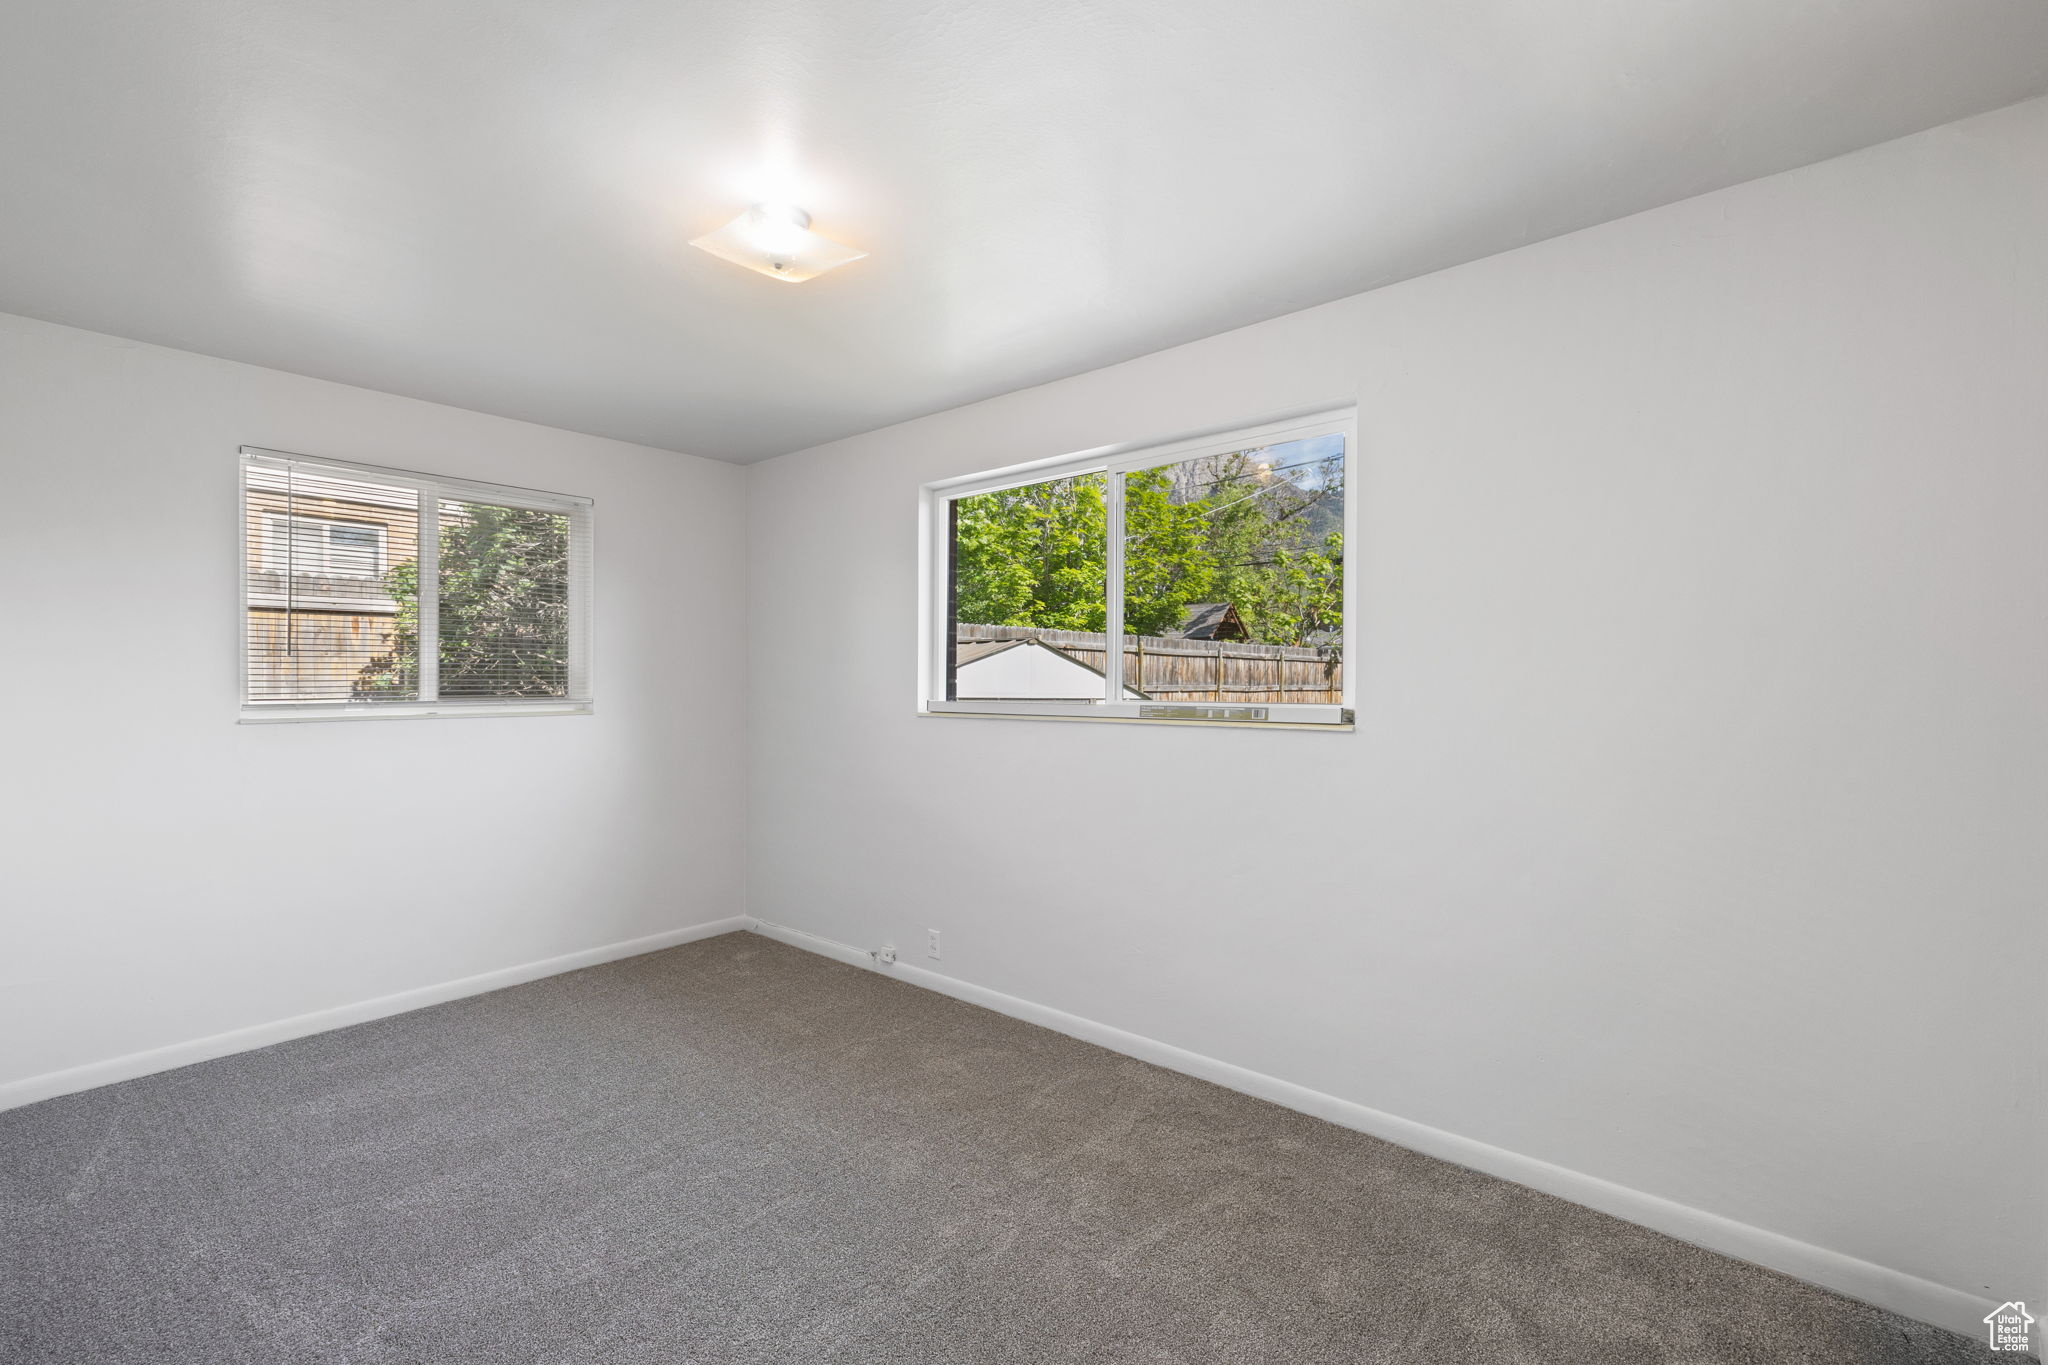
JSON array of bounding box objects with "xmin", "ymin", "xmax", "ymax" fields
[{"xmin": 3, "ymin": 2, "xmax": 2045, "ymax": 463}]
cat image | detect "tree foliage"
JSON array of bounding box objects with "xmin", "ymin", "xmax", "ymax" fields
[
  {"xmin": 357, "ymin": 504, "xmax": 571, "ymax": 698},
  {"xmin": 952, "ymin": 445, "xmax": 1343, "ymax": 648},
  {"xmin": 951, "ymin": 474, "xmax": 1109, "ymax": 631}
]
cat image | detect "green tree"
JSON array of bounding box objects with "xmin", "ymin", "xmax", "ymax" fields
[
  {"xmin": 357, "ymin": 504, "xmax": 571, "ymax": 698},
  {"xmin": 950, "ymin": 474, "xmax": 1108, "ymax": 630},
  {"xmin": 1121, "ymin": 465, "xmax": 1219, "ymax": 635},
  {"xmin": 949, "ymin": 442, "xmax": 1344, "ymax": 648}
]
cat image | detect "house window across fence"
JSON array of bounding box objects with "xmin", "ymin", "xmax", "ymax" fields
[
  {"xmin": 241, "ymin": 448, "xmax": 593, "ymax": 721},
  {"xmin": 922, "ymin": 409, "xmax": 1354, "ymax": 728}
]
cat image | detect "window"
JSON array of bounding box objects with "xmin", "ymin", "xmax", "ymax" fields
[
  {"xmin": 242, "ymin": 448, "xmax": 593, "ymax": 720},
  {"xmin": 263, "ymin": 516, "xmax": 387, "ymax": 578},
  {"xmin": 923, "ymin": 410, "xmax": 1353, "ymax": 727}
]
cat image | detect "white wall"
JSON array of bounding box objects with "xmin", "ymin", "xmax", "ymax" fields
[
  {"xmin": 747, "ymin": 97, "xmax": 2048, "ymax": 1325},
  {"xmin": 0, "ymin": 313, "xmax": 748, "ymax": 1097}
]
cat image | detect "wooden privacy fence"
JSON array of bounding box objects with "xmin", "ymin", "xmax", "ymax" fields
[{"xmin": 953, "ymin": 623, "xmax": 1341, "ymax": 704}]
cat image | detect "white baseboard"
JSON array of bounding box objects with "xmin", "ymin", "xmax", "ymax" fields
[
  {"xmin": 745, "ymin": 916, "xmax": 1999, "ymax": 1343},
  {"xmin": 0, "ymin": 916, "xmax": 750, "ymax": 1113}
]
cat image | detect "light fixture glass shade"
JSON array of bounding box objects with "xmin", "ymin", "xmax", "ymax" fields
[{"xmin": 689, "ymin": 204, "xmax": 866, "ymax": 283}]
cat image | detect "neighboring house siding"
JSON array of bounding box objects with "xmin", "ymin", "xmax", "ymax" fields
[{"xmin": 244, "ymin": 486, "xmax": 418, "ymax": 700}]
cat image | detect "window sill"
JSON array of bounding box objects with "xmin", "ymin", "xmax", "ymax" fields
[
  {"xmin": 917, "ymin": 708, "xmax": 1352, "ymax": 732},
  {"xmin": 239, "ymin": 702, "xmax": 592, "ymax": 724}
]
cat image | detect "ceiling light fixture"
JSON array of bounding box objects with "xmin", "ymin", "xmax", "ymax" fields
[{"xmin": 689, "ymin": 203, "xmax": 866, "ymax": 283}]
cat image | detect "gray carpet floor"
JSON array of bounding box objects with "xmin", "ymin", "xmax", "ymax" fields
[{"xmin": 1, "ymin": 932, "xmax": 2001, "ymax": 1364}]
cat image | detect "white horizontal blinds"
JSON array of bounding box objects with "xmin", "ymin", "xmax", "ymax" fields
[
  {"xmin": 244, "ymin": 458, "xmax": 421, "ymax": 703},
  {"xmin": 433, "ymin": 496, "xmax": 584, "ymax": 700},
  {"xmin": 242, "ymin": 450, "xmax": 592, "ymax": 713}
]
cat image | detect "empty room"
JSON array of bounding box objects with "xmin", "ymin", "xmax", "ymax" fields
[{"xmin": 2, "ymin": 2, "xmax": 2043, "ymax": 1362}]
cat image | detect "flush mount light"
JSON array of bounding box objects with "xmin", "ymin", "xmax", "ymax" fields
[{"xmin": 688, "ymin": 203, "xmax": 866, "ymax": 283}]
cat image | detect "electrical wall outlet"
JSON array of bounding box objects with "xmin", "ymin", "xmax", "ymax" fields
[
  {"xmin": 874, "ymin": 945, "xmax": 897, "ymax": 966},
  {"xmin": 926, "ymin": 929, "xmax": 941, "ymax": 960}
]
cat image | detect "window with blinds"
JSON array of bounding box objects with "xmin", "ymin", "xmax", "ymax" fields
[{"xmin": 242, "ymin": 448, "xmax": 593, "ymax": 720}]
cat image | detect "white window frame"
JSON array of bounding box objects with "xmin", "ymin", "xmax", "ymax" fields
[
  {"xmin": 919, "ymin": 406, "xmax": 1357, "ymax": 729},
  {"xmin": 239, "ymin": 446, "xmax": 595, "ymax": 723}
]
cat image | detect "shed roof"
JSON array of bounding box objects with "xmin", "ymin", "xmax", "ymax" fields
[
  {"xmin": 1178, "ymin": 602, "xmax": 1249, "ymax": 640},
  {"xmin": 953, "ymin": 638, "xmax": 1025, "ymax": 666}
]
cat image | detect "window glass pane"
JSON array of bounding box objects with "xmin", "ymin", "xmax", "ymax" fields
[
  {"xmin": 324, "ymin": 523, "xmax": 383, "ymax": 577},
  {"xmin": 245, "ymin": 468, "xmax": 420, "ymax": 702},
  {"xmin": 433, "ymin": 499, "xmax": 573, "ymax": 699},
  {"xmin": 1121, "ymin": 433, "xmax": 1344, "ymax": 704},
  {"xmin": 946, "ymin": 471, "xmax": 1111, "ymax": 702}
]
